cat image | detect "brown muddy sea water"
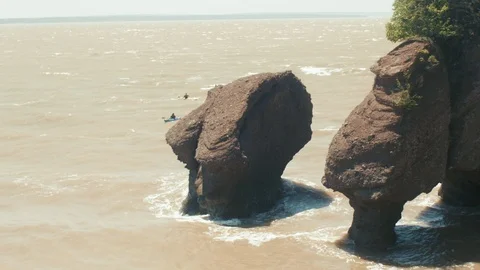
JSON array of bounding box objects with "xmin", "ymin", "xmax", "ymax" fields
[{"xmin": 1, "ymin": 18, "xmax": 479, "ymax": 269}]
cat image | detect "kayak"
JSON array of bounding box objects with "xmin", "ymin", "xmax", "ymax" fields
[
  {"xmin": 169, "ymin": 97, "xmax": 200, "ymax": 101},
  {"xmin": 164, "ymin": 117, "xmax": 181, "ymax": 123}
]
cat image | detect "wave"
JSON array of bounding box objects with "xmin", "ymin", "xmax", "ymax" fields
[
  {"xmin": 144, "ymin": 172, "xmax": 337, "ymax": 246},
  {"xmin": 143, "ymin": 172, "xmax": 189, "ymax": 219},
  {"xmin": 186, "ymin": 75, "xmax": 202, "ymax": 82},
  {"xmin": 12, "ymin": 175, "xmax": 76, "ymax": 197},
  {"xmin": 142, "ymin": 172, "xmax": 479, "ymax": 267},
  {"xmin": 0, "ymin": 99, "xmax": 48, "ymax": 107},
  {"xmin": 316, "ymin": 126, "xmax": 339, "ymax": 132},
  {"xmin": 300, "ymin": 66, "xmax": 369, "ymax": 77},
  {"xmin": 43, "ymin": 71, "xmax": 74, "ymax": 76},
  {"xmin": 300, "ymin": 66, "xmax": 343, "ymax": 76},
  {"xmin": 200, "ymin": 84, "xmax": 220, "ymax": 91}
]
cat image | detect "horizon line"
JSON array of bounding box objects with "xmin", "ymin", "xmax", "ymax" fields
[{"xmin": 0, "ymin": 12, "xmax": 392, "ymax": 24}]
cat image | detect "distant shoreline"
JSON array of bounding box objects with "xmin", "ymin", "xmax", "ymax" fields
[{"xmin": 0, "ymin": 13, "xmax": 392, "ymax": 25}]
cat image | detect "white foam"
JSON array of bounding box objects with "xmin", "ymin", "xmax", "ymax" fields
[
  {"xmin": 2, "ymin": 99, "xmax": 47, "ymax": 107},
  {"xmin": 200, "ymin": 84, "xmax": 219, "ymax": 91},
  {"xmin": 206, "ymin": 227, "xmax": 281, "ymax": 247},
  {"xmin": 407, "ymin": 184, "xmax": 442, "ymax": 208},
  {"xmin": 366, "ymin": 265, "xmax": 399, "ymax": 270},
  {"xmin": 99, "ymin": 96, "xmax": 118, "ymax": 104},
  {"xmin": 298, "ymin": 226, "xmax": 350, "ymax": 243},
  {"xmin": 145, "ymin": 174, "xmax": 346, "ymax": 249},
  {"xmin": 137, "ymin": 98, "xmax": 151, "ymax": 104},
  {"xmin": 456, "ymin": 263, "xmax": 476, "ymax": 270},
  {"xmin": 317, "ymin": 126, "xmax": 339, "ymax": 132},
  {"xmin": 43, "ymin": 72, "xmax": 73, "ymax": 76},
  {"xmin": 143, "ymin": 172, "xmax": 189, "ymax": 219},
  {"xmin": 186, "ymin": 75, "xmax": 202, "ymax": 82},
  {"xmin": 300, "ymin": 66, "xmax": 343, "ymax": 76},
  {"xmin": 410, "ymin": 194, "xmax": 440, "ymax": 208},
  {"xmin": 327, "ymin": 196, "xmax": 350, "ymax": 214},
  {"xmin": 13, "ymin": 175, "xmax": 74, "ymax": 196},
  {"xmin": 207, "ymin": 224, "xmax": 351, "ymax": 248}
]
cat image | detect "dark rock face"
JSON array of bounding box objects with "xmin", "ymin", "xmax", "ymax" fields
[
  {"xmin": 322, "ymin": 39, "xmax": 451, "ymax": 249},
  {"xmin": 166, "ymin": 71, "xmax": 313, "ymax": 218},
  {"xmin": 440, "ymin": 42, "xmax": 480, "ymax": 206}
]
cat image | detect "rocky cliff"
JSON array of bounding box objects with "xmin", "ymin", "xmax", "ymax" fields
[{"xmin": 440, "ymin": 40, "xmax": 480, "ymax": 206}]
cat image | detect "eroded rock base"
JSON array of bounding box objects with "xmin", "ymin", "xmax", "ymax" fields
[
  {"xmin": 181, "ymin": 168, "xmax": 207, "ymax": 215},
  {"xmin": 348, "ymin": 200, "xmax": 405, "ymax": 249}
]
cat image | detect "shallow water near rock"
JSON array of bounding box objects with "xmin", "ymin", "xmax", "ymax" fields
[{"xmin": 1, "ymin": 17, "xmax": 479, "ymax": 269}]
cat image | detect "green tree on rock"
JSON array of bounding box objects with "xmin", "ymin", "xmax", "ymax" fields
[
  {"xmin": 386, "ymin": 0, "xmax": 480, "ymax": 101},
  {"xmin": 386, "ymin": 0, "xmax": 480, "ymax": 45}
]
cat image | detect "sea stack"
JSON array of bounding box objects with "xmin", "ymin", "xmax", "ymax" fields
[
  {"xmin": 166, "ymin": 71, "xmax": 313, "ymax": 218},
  {"xmin": 322, "ymin": 39, "xmax": 451, "ymax": 249}
]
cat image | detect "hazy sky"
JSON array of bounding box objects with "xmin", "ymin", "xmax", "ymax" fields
[{"xmin": 0, "ymin": 0, "xmax": 395, "ymax": 19}]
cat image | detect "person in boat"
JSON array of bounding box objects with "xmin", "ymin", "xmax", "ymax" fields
[
  {"xmin": 183, "ymin": 93, "xmax": 189, "ymax": 100},
  {"xmin": 170, "ymin": 113, "xmax": 176, "ymax": 119}
]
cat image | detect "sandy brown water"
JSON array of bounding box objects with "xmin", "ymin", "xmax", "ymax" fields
[{"xmin": 1, "ymin": 18, "xmax": 480, "ymax": 269}]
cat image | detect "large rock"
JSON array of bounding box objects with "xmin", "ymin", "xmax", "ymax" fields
[
  {"xmin": 166, "ymin": 71, "xmax": 313, "ymax": 218},
  {"xmin": 440, "ymin": 40, "xmax": 480, "ymax": 206},
  {"xmin": 322, "ymin": 39, "xmax": 451, "ymax": 249}
]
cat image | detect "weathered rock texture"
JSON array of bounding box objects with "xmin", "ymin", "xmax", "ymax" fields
[
  {"xmin": 166, "ymin": 71, "xmax": 312, "ymax": 218},
  {"xmin": 440, "ymin": 40, "xmax": 480, "ymax": 206},
  {"xmin": 322, "ymin": 39, "xmax": 451, "ymax": 249}
]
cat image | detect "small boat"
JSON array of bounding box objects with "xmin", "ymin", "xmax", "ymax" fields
[
  {"xmin": 164, "ymin": 117, "xmax": 181, "ymax": 123},
  {"xmin": 169, "ymin": 97, "xmax": 200, "ymax": 101}
]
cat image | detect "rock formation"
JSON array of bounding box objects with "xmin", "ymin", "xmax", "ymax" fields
[
  {"xmin": 322, "ymin": 39, "xmax": 451, "ymax": 249},
  {"xmin": 439, "ymin": 40, "xmax": 480, "ymax": 206},
  {"xmin": 166, "ymin": 71, "xmax": 313, "ymax": 218}
]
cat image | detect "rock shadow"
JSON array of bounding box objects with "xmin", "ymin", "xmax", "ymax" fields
[
  {"xmin": 205, "ymin": 178, "xmax": 333, "ymax": 228},
  {"xmin": 336, "ymin": 201, "xmax": 480, "ymax": 267}
]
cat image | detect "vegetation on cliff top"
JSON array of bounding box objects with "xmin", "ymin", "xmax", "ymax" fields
[
  {"xmin": 386, "ymin": 0, "xmax": 480, "ymax": 44},
  {"xmin": 386, "ymin": 0, "xmax": 479, "ymax": 103}
]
